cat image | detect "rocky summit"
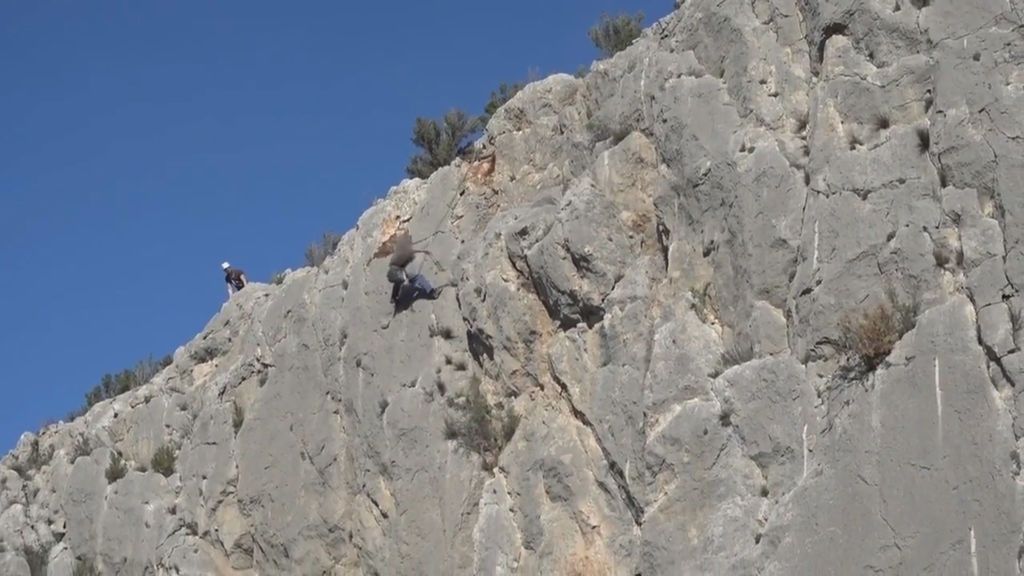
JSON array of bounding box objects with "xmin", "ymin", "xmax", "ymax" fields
[{"xmin": 3, "ymin": 0, "xmax": 1024, "ymax": 574}]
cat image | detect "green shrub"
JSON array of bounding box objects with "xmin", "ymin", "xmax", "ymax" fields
[
  {"xmin": 588, "ymin": 12, "xmax": 644, "ymax": 58},
  {"xmin": 12, "ymin": 438, "xmax": 54, "ymax": 478},
  {"xmin": 270, "ymin": 270, "xmax": 287, "ymax": 285},
  {"xmin": 105, "ymin": 452, "xmax": 127, "ymax": 484},
  {"xmin": 406, "ymin": 109, "xmax": 481, "ymax": 179},
  {"xmin": 586, "ymin": 116, "xmax": 632, "ymax": 145},
  {"xmin": 27, "ymin": 438, "xmax": 53, "ymax": 470},
  {"xmin": 305, "ymin": 232, "xmax": 343, "ymax": 268},
  {"xmin": 80, "ymin": 355, "xmax": 172, "ymax": 413},
  {"xmin": 64, "ymin": 408, "xmax": 85, "ymax": 423},
  {"xmin": 191, "ymin": 346, "xmax": 220, "ymax": 364},
  {"xmin": 151, "ymin": 444, "xmax": 177, "ymax": 478},
  {"xmin": 71, "ymin": 436, "xmax": 92, "ymax": 463},
  {"xmin": 444, "ymin": 377, "xmax": 519, "ymax": 470},
  {"xmin": 691, "ymin": 283, "xmax": 718, "ymax": 324},
  {"xmin": 482, "ymin": 82, "xmax": 525, "ymax": 123}
]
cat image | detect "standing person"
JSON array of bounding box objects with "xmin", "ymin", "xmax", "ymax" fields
[{"xmin": 222, "ymin": 262, "xmax": 248, "ymax": 298}]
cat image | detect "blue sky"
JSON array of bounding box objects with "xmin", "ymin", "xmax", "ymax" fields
[{"xmin": 0, "ymin": 0, "xmax": 669, "ymax": 451}]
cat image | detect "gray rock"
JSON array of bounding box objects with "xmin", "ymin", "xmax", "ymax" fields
[
  {"xmin": 963, "ymin": 218, "xmax": 1006, "ymax": 270},
  {"xmin": 714, "ymin": 356, "xmax": 817, "ymax": 497},
  {"xmin": 472, "ymin": 474, "xmax": 520, "ymax": 575},
  {"xmin": 746, "ymin": 301, "xmax": 790, "ymax": 356},
  {"xmin": 0, "ymin": 553, "xmax": 29, "ymax": 576},
  {"xmin": 46, "ymin": 543, "xmax": 74, "ymax": 576},
  {"xmin": 764, "ymin": 297, "xmax": 1020, "ymax": 575},
  {"xmin": 641, "ymin": 398, "xmax": 761, "ymax": 575},
  {"xmin": 968, "ymin": 257, "xmax": 1012, "ymax": 308},
  {"xmin": 97, "ymin": 472, "xmax": 176, "ymax": 574},
  {"xmin": 978, "ymin": 302, "xmax": 1017, "ymax": 359},
  {"xmin": 61, "ymin": 452, "xmax": 106, "ymax": 560},
  {"xmin": 1007, "ymin": 247, "xmax": 1024, "ymax": 291},
  {"xmin": 2, "ymin": 1, "xmax": 1024, "ymax": 573}
]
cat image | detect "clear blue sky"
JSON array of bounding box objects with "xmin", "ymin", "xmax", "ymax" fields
[{"xmin": 0, "ymin": 0, "xmax": 668, "ymax": 451}]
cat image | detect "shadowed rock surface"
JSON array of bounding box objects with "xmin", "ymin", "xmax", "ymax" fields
[{"xmin": 3, "ymin": 0, "xmax": 1024, "ymax": 573}]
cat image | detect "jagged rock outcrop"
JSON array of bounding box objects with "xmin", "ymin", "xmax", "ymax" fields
[{"xmin": 3, "ymin": 0, "xmax": 1024, "ymax": 573}]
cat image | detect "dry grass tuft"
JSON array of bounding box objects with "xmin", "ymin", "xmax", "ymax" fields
[{"xmin": 838, "ymin": 289, "xmax": 918, "ymax": 371}]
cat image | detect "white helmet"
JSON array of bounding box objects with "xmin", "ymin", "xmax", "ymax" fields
[{"xmin": 221, "ymin": 262, "xmax": 231, "ymax": 270}]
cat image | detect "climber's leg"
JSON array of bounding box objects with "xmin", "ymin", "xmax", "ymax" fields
[{"xmin": 408, "ymin": 274, "xmax": 435, "ymax": 298}]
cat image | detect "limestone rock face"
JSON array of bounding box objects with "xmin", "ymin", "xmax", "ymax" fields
[{"xmin": 4, "ymin": 0, "xmax": 1024, "ymax": 573}]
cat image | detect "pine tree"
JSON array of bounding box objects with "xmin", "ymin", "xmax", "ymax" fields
[
  {"xmin": 405, "ymin": 109, "xmax": 481, "ymax": 179},
  {"xmin": 588, "ymin": 12, "xmax": 645, "ymax": 58}
]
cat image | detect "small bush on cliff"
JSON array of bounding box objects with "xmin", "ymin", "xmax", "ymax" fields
[
  {"xmin": 23, "ymin": 545, "xmax": 49, "ymax": 576},
  {"xmin": 190, "ymin": 345, "xmax": 220, "ymax": 364},
  {"xmin": 71, "ymin": 435, "xmax": 92, "ymax": 463},
  {"xmin": 105, "ymin": 452, "xmax": 127, "ymax": 484},
  {"xmin": 720, "ymin": 338, "xmax": 755, "ymax": 372},
  {"xmin": 915, "ymin": 126, "xmax": 930, "ymax": 154},
  {"xmin": 691, "ymin": 282, "xmax": 719, "ymax": 324},
  {"xmin": 232, "ymin": 401, "xmax": 245, "ymax": 434},
  {"xmin": 482, "ymin": 82, "xmax": 525, "ymax": 124},
  {"xmin": 838, "ymin": 289, "xmax": 918, "ymax": 372},
  {"xmin": 406, "ymin": 109, "xmax": 481, "ymax": 180},
  {"xmin": 586, "ymin": 116, "xmax": 633, "ymax": 145},
  {"xmin": 12, "ymin": 438, "xmax": 54, "ymax": 479},
  {"xmin": 76, "ymin": 354, "xmax": 172, "ymax": 417},
  {"xmin": 26, "ymin": 438, "xmax": 53, "ymax": 470},
  {"xmin": 73, "ymin": 558, "xmax": 100, "ymax": 576},
  {"xmin": 429, "ymin": 323, "xmax": 456, "ymax": 340},
  {"xmin": 589, "ymin": 12, "xmax": 645, "ymax": 58},
  {"xmin": 305, "ymin": 232, "xmax": 343, "ymax": 268},
  {"xmin": 444, "ymin": 377, "xmax": 519, "ymax": 470},
  {"xmin": 151, "ymin": 444, "xmax": 177, "ymax": 478}
]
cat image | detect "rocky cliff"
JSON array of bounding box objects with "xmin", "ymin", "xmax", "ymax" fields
[{"xmin": 3, "ymin": 0, "xmax": 1024, "ymax": 574}]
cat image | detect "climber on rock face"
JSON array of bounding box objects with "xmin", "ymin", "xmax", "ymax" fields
[
  {"xmin": 394, "ymin": 273, "xmax": 444, "ymax": 311},
  {"xmin": 222, "ymin": 262, "xmax": 248, "ymax": 298},
  {"xmin": 387, "ymin": 228, "xmax": 434, "ymax": 304}
]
